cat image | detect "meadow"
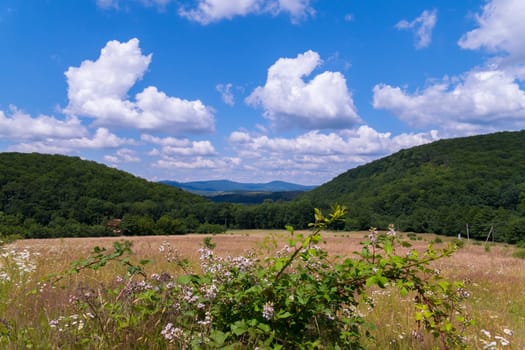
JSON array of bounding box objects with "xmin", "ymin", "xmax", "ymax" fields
[{"xmin": 1, "ymin": 226, "xmax": 524, "ymax": 349}]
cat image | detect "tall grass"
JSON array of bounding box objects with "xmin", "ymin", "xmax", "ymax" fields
[{"xmin": 1, "ymin": 232, "xmax": 524, "ymax": 349}]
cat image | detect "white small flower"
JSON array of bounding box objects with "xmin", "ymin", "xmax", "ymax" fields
[
  {"xmin": 198, "ymin": 311, "xmax": 212, "ymax": 326},
  {"xmin": 495, "ymin": 335, "xmax": 510, "ymax": 346},
  {"xmin": 262, "ymin": 301, "xmax": 274, "ymax": 320},
  {"xmin": 204, "ymin": 284, "xmax": 218, "ymax": 299},
  {"xmin": 503, "ymin": 328, "xmax": 513, "ymax": 336},
  {"xmin": 483, "ymin": 341, "xmax": 497, "ymax": 349},
  {"xmin": 480, "ymin": 329, "xmax": 491, "ymax": 338},
  {"xmin": 161, "ymin": 323, "xmax": 183, "ymax": 342}
]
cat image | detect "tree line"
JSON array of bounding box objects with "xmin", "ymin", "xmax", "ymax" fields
[
  {"xmin": 2, "ymin": 128, "xmax": 525, "ymax": 246},
  {"xmin": 0, "ymin": 152, "xmax": 317, "ymax": 238}
]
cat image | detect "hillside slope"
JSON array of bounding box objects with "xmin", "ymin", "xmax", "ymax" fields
[
  {"xmin": 0, "ymin": 153, "xmax": 207, "ymax": 237},
  {"xmin": 302, "ymin": 130, "xmax": 525, "ymax": 242}
]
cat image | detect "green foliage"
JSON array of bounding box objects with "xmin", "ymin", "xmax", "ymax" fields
[
  {"xmin": 0, "ymin": 153, "xmax": 319, "ymax": 237},
  {"xmin": 512, "ymin": 249, "xmax": 525, "ymax": 259},
  {"xmin": 452, "ymin": 238, "xmax": 465, "ymax": 249},
  {"xmin": 196, "ymin": 222, "xmax": 226, "ymax": 234},
  {"xmin": 0, "ymin": 153, "xmax": 209, "ymax": 238},
  {"xmin": 301, "ymin": 130, "xmax": 525, "ymax": 243},
  {"xmin": 40, "ymin": 206, "xmax": 470, "ymax": 349}
]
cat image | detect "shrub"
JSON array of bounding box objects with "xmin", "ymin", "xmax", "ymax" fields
[
  {"xmin": 452, "ymin": 238, "xmax": 465, "ymax": 248},
  {"xmin": 512, "ymin": 249, "xmax": 525, "ymax": 259},
  {"xmin": 196, "ymin": 222, "xmax": 226, "ymax": 234},
  {"xmin": 42, "ymin": 206, "xmax": 470, "ymax": 349}
]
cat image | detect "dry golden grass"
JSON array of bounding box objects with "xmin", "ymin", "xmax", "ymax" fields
[{"xmin": 6, "ymin": 230, "xmax": 525, "ymax": 349}]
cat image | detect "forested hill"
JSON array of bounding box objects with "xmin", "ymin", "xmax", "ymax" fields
[
  {"xmin": 0, "ymin": 153, "xmax": 208, "ymax": 237},
  {"xmin": 302, "ymin": 130, "xmax": 525, "ymax": 243}
]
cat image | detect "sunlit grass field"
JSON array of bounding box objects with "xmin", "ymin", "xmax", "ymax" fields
[{"xmin": 1, "ymin": 230, "xmax": 524, "ymax": 349}]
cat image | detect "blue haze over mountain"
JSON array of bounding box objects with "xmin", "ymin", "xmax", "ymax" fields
[{"xmin": 160, "ymin": 180, "xmax": 316, "ymax": 195}]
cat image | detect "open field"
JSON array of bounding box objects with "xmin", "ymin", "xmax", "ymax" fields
[{"xmin": 2, "ymin": 230, "xmax": 525, "ymax": 349}]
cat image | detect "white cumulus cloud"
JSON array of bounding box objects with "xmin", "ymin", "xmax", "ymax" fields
[
  {"xmin": 373, "ymin": 67, "xmax": 525, "ymax": 136},
  {"xmin": 64, "ymin": 38, "xmax": 215, "ymax": 134},
  {"xmin": 8, "ymin": 128, "xmax": 133, "ymax": 154},
  {"xmin": 141, "ymin": 134, "xmax": 217, "ymax": 156},
  {"xmin": 0, "ymin": 106, "xmax": 87, "ymax": 140},
  {"xmin": 458, "ymin": 0, "xmax": 525, "ymax": 61},
  {"xmin": 395, "ymin": 9, "xmax": 437, "ymax": 49},
  {"xmin": 104, "ymin": 148, "xmax": 141, "ymax": 164},
  {"xmin": 227, "ymin": 126, "xmax": 439, "ymax": 183},
  {"xmin": 178, "ymin": 0, "xmax": 313, "ymax": 25},
  {"xmin": 153, "ymin": 156, "xmax": 240, "ymax": 170},
  {"xmin": 375, "ymin": 0, "xmax": 525, "ymax": 138},
  {"xmin": 246, "ymin": 50, "xmax": 361, "ymax": 130}
]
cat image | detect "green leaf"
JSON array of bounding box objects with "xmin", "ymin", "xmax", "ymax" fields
[
  {"xmin": 230, "ymin": 320, "xmax": 248, "ymax": 336},
  {"xmin": 258, "ymin": 323, "xmax": 271, "ymax": 332},
  {"xmin": 366, "ymin": 274, "xmax": 388, "ymax": 288},
  {"xmin": 210, "ymin": 330, "xmax": 228, "ymax": 346},
  {"xmin": 383, "ymin": 239, "xmax": 393, "ymax": 255},
  {"xmin": 276, "ymin": 310, "xmax": 293, "ymax": 319}
]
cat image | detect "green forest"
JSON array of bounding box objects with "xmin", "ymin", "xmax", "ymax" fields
[
  {"xmin": 1, "ymin": 130, "xmax": 525, "ymax": 243},
  {"xmin": 304, "ymin": 130, "xmax": 525, "ymax": 243},
  {"xmin": 0, "ymin": 153, "xmax": 315, "ymax": 238}
]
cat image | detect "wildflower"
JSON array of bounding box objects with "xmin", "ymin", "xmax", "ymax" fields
[
  {"xmin": 182, "ymin": 286, "xmax": 199, "ymax": 304},
  {"xmin": 457, "ymin": 287, "xmax": 470, "ymax": 298},
  {"xmin": 198, "ymin": 311, "xmax": 212, "ymax": 326},
  {"xmin": 49, "ymin": 319, "xmax": 59, "ymax": 328},
  {"xmin": 411, "ymin": 329, "xmax": 423, "ymax": 342},
  {"xmin": 262, "ymin": 301, "xmax": 274, "ymax": 320},
  {"xmin": 503, "ymin": 328, "xmax": 513, "ymax": 336},
  {"xmin": 157, "ymin": 272, "xmax": 172, "ymax": 282},
  {"xmin": 0, "ymin": 272, "xmax": 10, "ymax": 281},
  {"xmin": 229, "ymin": 255, "xmax": 254, "ymax": 271},
  {"xmin": 368, "ymin": 227, "xmax": 378, "ymax": 245},
  {"xmin": 480, "ymin": 329, "xmax": 491, "ymax": 338},
  {"xmin": 388, "ymin": 224, "xmax": 396, "ymax": 236},
  {"xmin": 483, "ymin": 341, "xmax": 497, "ymax": 349},
  {"xmin": 495, "ymin": 335, "xmax": 510, "ymax": 346},
  {"xmin": 161, "ymin": 323, "xmax": 183, "ymax": 342},
  {"xmin": 203, "ymin": 283, "xmax": 218, "ymax": 299}
]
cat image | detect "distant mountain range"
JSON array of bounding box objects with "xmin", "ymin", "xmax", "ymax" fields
[{"xmin": 159, "ymin": 180, "xmax": 316, "ymax": 196}]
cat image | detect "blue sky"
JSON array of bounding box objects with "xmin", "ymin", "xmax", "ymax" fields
[{"xmin": 1, "ymin": 0, "xmax": 524, "ymax": 185}]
